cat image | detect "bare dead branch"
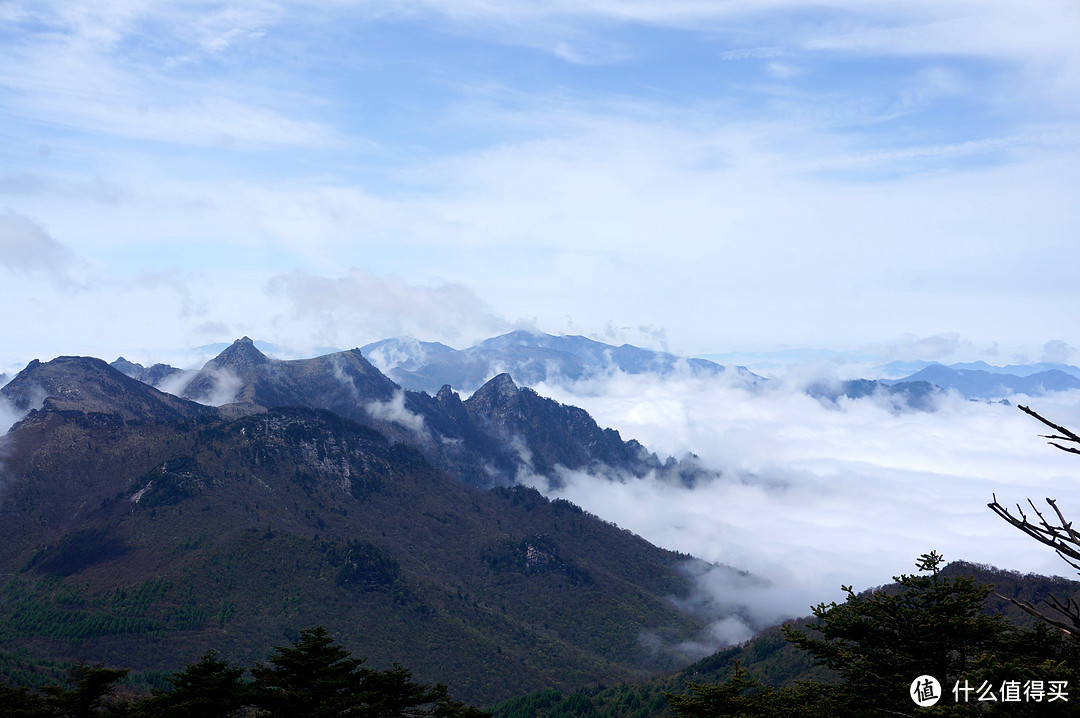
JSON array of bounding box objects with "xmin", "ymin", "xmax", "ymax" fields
[
  {"xmin": 993, "ymin": 592, "xmax": 1077, "ymax": 636},
  {"xmin": 987, "ymin": 497, "xmax": 1080, "ymax": 563},
  {"xmin": 1045, "ymin": 593, "xmax": 1080, "ymax": 624},
  {"xmin": 990, "ymin": 407, "xmax": 1080, "ymax": 636},
  {"xmin": 1019, "ymin": 405, "xmax": 1080, "ymax": 446},
  {"xmin": 1057, "ymin": 550, "xmax": 1080, "ymax": 574},
  {"xmin": 1048, "ymin": 442, "xmax": 1080, "ymax": 456},
  {"xmin": 1047, "ymin": 498, "xmax": 1080, "ymax": 543}
]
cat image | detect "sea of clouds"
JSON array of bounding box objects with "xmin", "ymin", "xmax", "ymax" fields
[{"xmin": 522, "ymin": 368, "xmax": 1080, "ymax": 647}]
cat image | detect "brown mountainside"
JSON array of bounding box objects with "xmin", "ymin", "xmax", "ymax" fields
[{"xmin": 0, "ymin": 355, "xmax": 731, "ymax": 704}]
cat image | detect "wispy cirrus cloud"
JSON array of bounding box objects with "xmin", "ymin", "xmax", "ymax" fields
[
  {"xmin": 0, "ymin": 1, "xmax": 334, "ymax": 149},
  {"xmin": 0, "ymin": 0, "xmax": 1078, "ymax": 363}
]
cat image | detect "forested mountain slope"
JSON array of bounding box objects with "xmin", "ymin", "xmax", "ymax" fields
[{"xmin": 0, "ymin": 355, "xmax": 730, "ymax": 704}]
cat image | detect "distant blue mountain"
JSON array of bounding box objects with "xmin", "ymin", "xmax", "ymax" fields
[
  {"xmin": 875, "ymin": 360, "xmax": 1080, "ymax": 381},
  {"xmin": 153, "ymin": 337, "xmax": 1080, "ymax": 406},
  {"xmin": 807, "ymin": 379, "xmax": 942, "ymax": 411},
  {"xmin": 873, "ymin": 360, "xmax": 942, "ymax": 379},
  {"xmin": 945, "ymin": 361, "xmax": 1080, "ymax": 379},
  {"xmin": 887, "ymin": 365, "xmax": 1080, "ymax": 399},
  {"xmin": 362, "ymin": 330, "xmax": 753, "ymax": 393}
]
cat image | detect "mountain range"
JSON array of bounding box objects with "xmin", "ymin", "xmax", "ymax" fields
[
  {"xmin": 104, "ymin": 332, "xmax": 1080, "ymax": 415},
  {"xmin": 876, "ymin": 359, "xmax": 1080, "ymax": 380},
  {"xmin": 107, "ymin": 336, "xmax": 714, "ymax": 489},
  {"xmin": 885, "ymin": 364, "xmax": 1080, "ymax": 399},
  {"xmin": 4, "ymin": 335, "xmax": 1080, "ymax": 708},
  {"xmin": 0, "ymin": 340, "xmax": 752, "ymax": 704},
  {"xmin": 359, "ymin": 331, "xmax": 751, "ymax": 394},
  {"xmin": 183, "ymin": 337, "xmax": 688, "ymax": 488}
]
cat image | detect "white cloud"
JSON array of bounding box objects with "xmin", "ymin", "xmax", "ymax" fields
[
  {"xmin": 309, "ymin": 0, "xmax": 1080, "ymax": 98},
  {"xmin": 0, "ymin": 397, "xmax": 27, "ymax": 437},
  {"xmin": 265, "ymin": 268, "xmax": 513, "ymax": 349},
  {"xmin": 765, "ymin": 61, "xmax": 802, "ymax": 80},
  {"xmin": 0, "ymin": 0, "xmax": 1078, "ymax": 365},
  {"xmin": 0, "ymin": 2, "xmax": 335, "ymax": 150},
  {"xmin": 865, "ymin": 333, "xmax": 972, "ymax": 363},
  {"xmin": 0, "ymin": 209, "xmax": 83, "ymax": 288},
  {"xmin": 155, "ymin": 369, "xmax": 198, "ymax": 398},
  {"xmin": 188, "ymin": 367, "xmax": 244, "ymax": 407},
  {"xmin": 1042, "ymin": 340, "xmax": 1074, "ymax": 365},
  {"xmin": 525, "ymin": 369, "xmax": 1080, "ymax": 643},
  {"xmin": 0, "ymin": 384, "xmax": 44, "ymax": 436},
  {"xmin": 720, "ymin": 46, "xmax": 784, "ymax": 60},
  {"xmin": 365, "ymin": 390, "xmax": 427, "ymax": 434},
  {"xmin": 0, "ymin": 99, "xmax": 1077, "ymax": 361}
]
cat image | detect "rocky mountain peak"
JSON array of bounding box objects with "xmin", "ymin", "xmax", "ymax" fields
[
  {"xmin": 471, "ymin": 373, "xmax": 519, "ymax": 404},
  {"xmin": 0, "ymin": 355, "xmax": 212, "ymax": 422},
  {"xmin": 210, "ymin": 336, "xmax": 269, "ymax": 370},
  {"xmin": 435, "ymin": 384, "xmax": 459, "ymax": 403},
  {"xmin": 110, "ymin": 357, "xmax": 183, "ymax": 387},
  {"xmin": 111, "ymin": 357, "xmax": 141, "ymax": 375}
]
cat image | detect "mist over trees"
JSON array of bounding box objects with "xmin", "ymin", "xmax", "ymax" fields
[
  {"xmin": 662, "ymin": 553, "xmax": 1080, "ymax": 717},
  {"xmin": 656, "ymin": 405, "xmax": 1080, "ymax": 717}
]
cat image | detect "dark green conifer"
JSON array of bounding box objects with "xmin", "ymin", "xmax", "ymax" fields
[
  {"xmin": 140, "ymin": 651, "xmax": 248, "ymax": 717},
  {"xmin": 251, "ymin": 626, "xmax": 368, "ymax": 717},
  {"xmin": 361, "ymin": 662, "xmax": 491, "ymax": 716},
  {"xmin": 781, "ymin": 551, "xmax": 1004, "ymax": 715},
  {"xmin": 667, "ymin": 552, "xmax": 1080, "ymax": 717},
  {"xmin": 0, "ymin": 683, "xmax": 53, "ymax": 718},
  {"xmin": 38, "ymin": 663, "xmax": 130, "ymax": 717},
  {"xmin": 665, "ymin": 662, "xmax": 774, "ymax": 717}
]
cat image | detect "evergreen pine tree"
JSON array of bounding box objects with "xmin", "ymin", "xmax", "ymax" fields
[
  {"xmin": 669, "ymin": 553, "xmax": 1080, "ymax": 717},
  {"xmin": 251, "ymin": 626, "xmax": 368, "ymax": 718},
  {"xmin": 0, "ymin": 683, "xmax": 52, "ymax": 718},
  {"xmin": 360, "ymin": 662, "xmax": 491, "ymax": 717},
  {"xmin": 781, "ymin": 551, "xmax": 1003, "ymax": 715},
  {"xmin": 38, "ymin": 663, "xmax": 130, "ymax": 718},
  {"xmin": 665, "ymin": 662, "xmax": 775, "ymax": 717},
  {"xmin": 139, "ymin": 651, "xmax": 249, "ymax": 717}
]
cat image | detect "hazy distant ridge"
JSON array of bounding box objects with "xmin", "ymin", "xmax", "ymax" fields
[
  {"xmin": 362, "ymin": 330, "xmax": 747, "ymax": 394},
  {"xmin": 887, "ymin": 365, "xmax": 1080, "ymax": 399}
]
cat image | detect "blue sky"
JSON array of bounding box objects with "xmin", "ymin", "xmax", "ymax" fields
[{"xmin": 2, "ymin": 1, "xmax": 1080, "ymax": 367}]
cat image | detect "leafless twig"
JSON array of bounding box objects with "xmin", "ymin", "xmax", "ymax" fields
[
  {"xmin": 987, "ymin": 406, "xmax": 1080, "ymax": 635},
  {"xmin": 1019, "ymin": 404, "xmax": 1080, "ymax": 455}
]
